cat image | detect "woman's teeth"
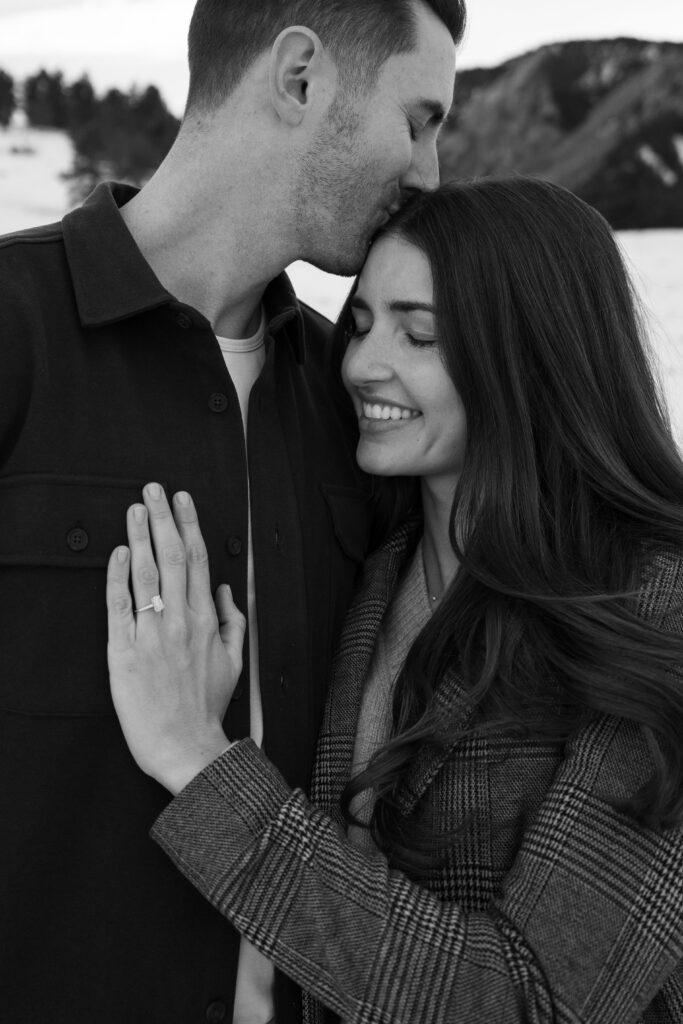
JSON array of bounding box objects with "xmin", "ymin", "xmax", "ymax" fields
[{"xmin": 361, "ymin": 402, "xmax": 419, "ymax": 421}]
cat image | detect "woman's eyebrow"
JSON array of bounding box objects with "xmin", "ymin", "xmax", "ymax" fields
[
  {"xmin": 350, "ymin": 298, "xmax": 436, "ymax": 314},
  {"xmin": 389, "ymin": 301, "xmax": 436, "ymax": 314}
]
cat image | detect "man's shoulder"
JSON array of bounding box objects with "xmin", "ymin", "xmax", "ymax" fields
[
  {"xmin": 0, "ymin": 218, "xmax": 64, "ymax": 255},
  {"xmin": 299, "ymin": 298, "xmax": 334, "ymax": 338},
  {"xmin": 297, "ymin": 299, "xmax": 342, "ymax": 376},
  {"xmin": 0, "ymin": 220, "xmax": 73, "ymax": 340},
  {"xmin": 637, "ymin": 541, "xmax": 683, "ymax": 623},
  {"xmin": 0, "ymin": 219, "xmax": 66, "ymax": 295}
]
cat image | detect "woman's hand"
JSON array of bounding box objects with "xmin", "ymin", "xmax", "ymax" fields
[{"xmin": 106, "ymin": 484, "xmax": 246, "ymax": 795}]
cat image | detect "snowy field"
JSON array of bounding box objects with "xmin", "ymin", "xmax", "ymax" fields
[{"xmin": 2, "ymin": 125, "xmax": 682, "ymax": 448}]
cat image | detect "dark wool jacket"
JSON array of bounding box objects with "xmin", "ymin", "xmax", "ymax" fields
[
  {"xmin": 0, "ymin": 183, "xmax": 371, "ymax": 1023},
  {"xmin": 153, "ymin": 517, "xmax": 683, "ymax": 1024}
]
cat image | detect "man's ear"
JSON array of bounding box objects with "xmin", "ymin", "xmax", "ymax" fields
[{"xmin": 269, "ymin": 26, "xmax": 331, "ymax": 126}]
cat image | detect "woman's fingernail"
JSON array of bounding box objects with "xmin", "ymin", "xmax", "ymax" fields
[
  {"xmin": 133, "ymin": 504, "xmax": 146, "ymax": 522},
  {"xmin": 176, "ymin": 491, "xmax": 191, "ymax": 506},
  {"xmin": 116, "ymin": 547, "xmax": 129, "ymax": 563},
  {"xmin": 147, "ymin": 483, "xmax": 162, "ymax": 500}
]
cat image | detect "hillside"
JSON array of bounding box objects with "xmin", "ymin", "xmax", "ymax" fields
[
  {"xmin": 1, "ymin": 39, "xmax": 682, "ymax": 229},
  {"xmin": 440, "ymin": 38, "xmax": 683, "ymax": 228}
]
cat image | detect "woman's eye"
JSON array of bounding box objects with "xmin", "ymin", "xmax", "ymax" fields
[{"xmin": 406, "ymin": 333, "xmax": 438, "ymax": 349}]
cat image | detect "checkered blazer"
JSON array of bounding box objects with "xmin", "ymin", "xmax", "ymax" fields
[{"xmin": 153, "ymin": 519, "xmax": 683, "ymax": 1024}]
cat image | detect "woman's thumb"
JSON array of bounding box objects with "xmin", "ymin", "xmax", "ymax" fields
[{"xmin": 215, "ymin": 585, "xmax": 247, "ymax": 662}]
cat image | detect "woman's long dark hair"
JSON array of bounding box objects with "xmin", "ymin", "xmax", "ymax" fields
[{"xmin": 338, "ymin": 178, "xmax": 683, "ymax": 871}]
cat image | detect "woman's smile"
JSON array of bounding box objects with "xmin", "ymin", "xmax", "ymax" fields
[{"xmin": 359, "ymin": 397, "xmax": 422, "ymax": 429}]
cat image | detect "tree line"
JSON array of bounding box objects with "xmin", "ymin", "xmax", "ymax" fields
[{"xmin": 0, "ymin": 68, "xmax": 179, "ymax": 200}]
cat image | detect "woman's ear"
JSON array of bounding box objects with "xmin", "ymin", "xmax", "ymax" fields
[{"xmin": 268, "ymin": 26, "xmax": 332, "ymax": 126}]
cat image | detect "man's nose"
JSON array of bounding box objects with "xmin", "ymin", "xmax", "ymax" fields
[{"xmin": 403, "ymin": 141, "xmax": 440, "ymax": 193}]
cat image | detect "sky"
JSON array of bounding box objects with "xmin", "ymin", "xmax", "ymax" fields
[{"xmin": 1, "ymin": 0, "xmax": 682, "ymax": 116}]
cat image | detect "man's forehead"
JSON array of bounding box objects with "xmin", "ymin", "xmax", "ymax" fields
[{"xmin": 383, "ymin": 7, "xmax": 457, "ymax": 108}]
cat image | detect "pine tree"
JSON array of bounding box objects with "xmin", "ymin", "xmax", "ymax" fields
[
  {"xmin": 24, "ymin": 70, "xmax": 67, "ymax": 128},
  {"xmin": 0, "ymin": 69, "xmax": 15, "ymax": 127}
]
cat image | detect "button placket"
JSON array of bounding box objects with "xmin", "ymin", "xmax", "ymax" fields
[
  {"xmin": 226, "ymin": 535, "xmax": 243, "ymax": 556},
  {"xmin": 208, "ymin": 393, "xmax": 229, "ymax": 413},
  {"xmin": 205, "ymin": 1000, "xmax": 227, "ymax": 1023},
  {"xmin": 66, "ymin": 527, "xmax": 89, "ymax": 552}
]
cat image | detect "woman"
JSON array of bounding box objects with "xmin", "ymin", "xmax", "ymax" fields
[{"xmin": 107, "ymin": 178, "xmax": 683, "ymax": 1023}]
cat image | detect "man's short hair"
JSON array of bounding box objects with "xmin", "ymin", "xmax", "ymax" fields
[{"xmin": 186, "ymin": 0, "xmax": 466, "ymax": 114}]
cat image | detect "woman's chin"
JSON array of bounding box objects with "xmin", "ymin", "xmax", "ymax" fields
[{"xmin": 356, "ymin": 446, "xmax": 407, "ymax": 478}]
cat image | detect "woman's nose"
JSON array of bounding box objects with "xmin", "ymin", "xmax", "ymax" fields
[{"xmin": 342, "ymin": 331, "xmax": 394, "ymax": 386}]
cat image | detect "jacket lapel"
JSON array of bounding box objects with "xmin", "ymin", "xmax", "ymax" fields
[
  {"xmin": 311, "ymin": 517, "xmax": 422, "ymax": 824},
  {"xmin": 393, "ymin": 666, "xmax": 475, "ymax": 816}
]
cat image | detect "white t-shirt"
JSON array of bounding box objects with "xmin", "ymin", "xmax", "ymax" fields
[{"xmin": 216, "ymin": 309, "xmax": 274, "ymax": 1024}]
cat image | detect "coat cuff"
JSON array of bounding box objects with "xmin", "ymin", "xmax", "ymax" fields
[{"xmin": 150, "ymin": 739, "xmax": 292, "ymax": 887}]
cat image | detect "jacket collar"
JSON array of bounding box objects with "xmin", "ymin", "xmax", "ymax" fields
[{"xmin": 61, "ymin": 181, "xmax": 306, "ymax": 363}]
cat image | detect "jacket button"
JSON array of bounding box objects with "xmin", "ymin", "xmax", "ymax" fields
[
  {"xmin": 205, "ymin": 1001, "xmax": 227, "ymax": 1023},
  {"xmin": 66, "ymin": 527, "xmax": 89, "ymax": 552},
  {"xmin": 231, "ymin": 685, "xmax": 244, "ymax": 702},
  {"xmin": 176, "ymin": 312, "xmax": 193, "ymax": 330},
  {"xmin": 226, "ymin": 535, "xmax": 242, "ymax": 556},
  {"xmin": 208, "ymin": 393, "xmax": 229, "ymax": 413}
]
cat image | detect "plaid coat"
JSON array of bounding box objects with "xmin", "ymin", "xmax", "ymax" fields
[{"xmin": 153, "ymin": 519, "xmax": 683, "ymax": 1024}]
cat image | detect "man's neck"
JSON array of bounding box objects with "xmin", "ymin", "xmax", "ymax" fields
[{"xmin": 119, "ymin": 131, "xmax": 294, "ymax": 338}]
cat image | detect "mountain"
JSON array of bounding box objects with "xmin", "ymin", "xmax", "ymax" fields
[{"xmin": 439, "ymin": 38, "xmax": 683, "ymax": 228}]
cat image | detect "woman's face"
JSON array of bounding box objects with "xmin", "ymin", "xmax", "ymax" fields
[{"xmin": 341, "ymin": 234, "xmax": 467, "ymax": 493}]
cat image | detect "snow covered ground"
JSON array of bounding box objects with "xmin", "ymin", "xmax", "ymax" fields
[
  {"xmin": 2, "ymin": 125, "xmax": 682, "ymax": 448},
  {"xmin": 0, "ymin": 123, "xmax": 72, "ymax": 233}
]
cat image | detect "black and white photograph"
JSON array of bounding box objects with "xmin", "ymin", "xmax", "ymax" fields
[{"xmin": 1, "ymin": 1, "xmax": 683, "ymax": 1021}]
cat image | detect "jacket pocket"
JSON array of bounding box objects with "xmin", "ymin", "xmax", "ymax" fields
[
  {"xmin": 0, "ymin": 473, "xmax": 159, "ymax": 568},
  {"xmin": 0, "ymin": 473, "xmax": 156, "ymax": 715}
]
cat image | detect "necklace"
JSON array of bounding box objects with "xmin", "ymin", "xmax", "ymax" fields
[{"xmin": 422, "ymin": 541, "xmax": 444, "ymax": 606}]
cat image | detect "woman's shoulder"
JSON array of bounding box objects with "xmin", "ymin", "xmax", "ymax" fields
[{"xmin": 636, "ymin": 542, "xmax": 683, "ymax": 624}]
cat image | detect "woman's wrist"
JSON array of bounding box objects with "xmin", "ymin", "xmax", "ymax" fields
[{"xmin": 151, "ymin": 730, "xmax": 233, "ymax": 796}]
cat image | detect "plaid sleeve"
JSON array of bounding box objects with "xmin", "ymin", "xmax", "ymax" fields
[{"xmin": 151, "ymin": 723, "xmax": 683, "ymax": 1024}]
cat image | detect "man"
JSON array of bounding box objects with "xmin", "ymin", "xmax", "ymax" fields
[{"xmin": 0, "ymin": 0, "xmax": 462, "ymax": 1020}]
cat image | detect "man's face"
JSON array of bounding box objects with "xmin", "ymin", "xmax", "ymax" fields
[{"xmin": 296, "ymin": 2, "xmax": 457, "ymax": 276}]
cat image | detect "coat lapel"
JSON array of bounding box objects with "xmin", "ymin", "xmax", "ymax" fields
[
  {"xmin": 393, "ymin": 666, "xmax": 475, "ymax": 816},
  {"xmin": 311, "ymin": 515, "xmax": 477, "ymax": 826},
  {"xmin": 311, "ymin": 517, "xmax": 422, "ymax": 824}
]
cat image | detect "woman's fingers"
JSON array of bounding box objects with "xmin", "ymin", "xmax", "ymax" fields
[
  {"xmin": 216, "ymin": 584, "xmax": 247, "ymax": 676},
  {"xmin": 172, "ymin": 491, "xmax": 216, "ymax": 616},
  {"xmin": 140, "ymin": 483, "xmax": 188, "ymax": 616},
  {"xmin": 127, "ymin": 501, "xmax": 162, "ymax": 618},
  {"xmin": 126, "ymin": 485, "xmax": 215, "ymax": 624},
  {"xmin": 106, "ymin": 546, "xmax": 135, "ymax": 652}
]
